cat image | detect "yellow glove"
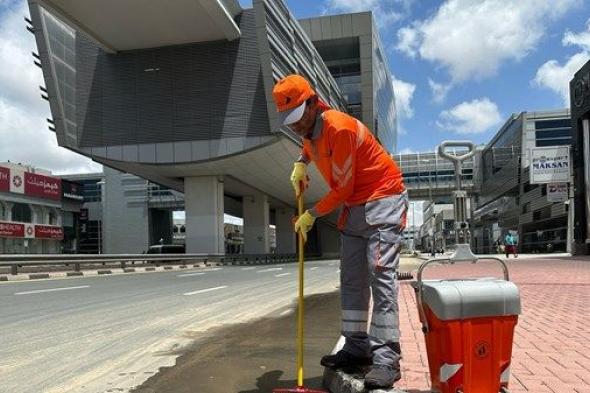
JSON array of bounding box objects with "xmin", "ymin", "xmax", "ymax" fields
[
  {"xmin": 290, "ymin": 162, "xmax": 309, "ymax": 197},
  {"xmin": 294, "ymin": 210, "xmax": 316, "ymax": 242}
]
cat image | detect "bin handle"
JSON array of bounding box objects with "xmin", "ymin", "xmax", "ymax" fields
[
  {"xmin": 415, "ymin": 256, "xmax": 510, "ymax": 333},
  {"xmin": 437, "ymin": 140, "xmax": 476, "ymax": 165}
]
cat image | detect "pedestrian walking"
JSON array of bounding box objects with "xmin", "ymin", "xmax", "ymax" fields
[
  {"xmin": 272, "ymin": 75, "xmax": 408, "ymax": 389},
  {"xmin": 504, "ymin": 231, "xmax": 518, "ymax": 258}
]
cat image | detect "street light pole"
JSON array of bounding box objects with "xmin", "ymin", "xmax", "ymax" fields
[{"xmin": 422, "ymin": 159, "xmax": 436, "ymax": 257}]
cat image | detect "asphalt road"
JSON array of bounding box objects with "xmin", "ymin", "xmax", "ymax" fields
[{"xmin": 0, "ymin": 260, "xmax": 342, "ymax": 393}]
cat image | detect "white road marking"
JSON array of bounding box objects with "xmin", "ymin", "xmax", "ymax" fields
[
  {"xmin": 14, "ymin": 285, "xmax": 89, "ymax": 296},
  {"xmin": 257, "ymin": 268, "xmax": 283, "ymax": 273},
  {"xmin": 275, "ymin": 273, "xmax": 291, "ymax": 277},
  {"xmin": 176, "ymin": 272, "xmax": 206, "ymax": 277},
  {"xmin": 183, "ymin": 286, "xmax": 228, "ymax": 296},
  {"xmin": 241, "ymin": 267, "xmax": 257, "ymax": 271},
  {"xmin": 280, "ymin": 309, "xmax": 292, "ymax": 316},
  {"xmin": 310, "ymin": 267, "xmax": 319, "ymax": 271},
  {"xmin": 201, "ymin": 268, "xmax": 222, "ymax": 272}
]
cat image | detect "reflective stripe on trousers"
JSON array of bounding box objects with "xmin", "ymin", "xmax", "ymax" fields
[{"xmin": 339, "ymin": 192, "xmax": 408, "ymax": 367}]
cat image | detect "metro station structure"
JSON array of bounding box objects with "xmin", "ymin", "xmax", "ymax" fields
[{"xmin": 27, "ymin": 0, "xmax": 399, "ymax": 255}]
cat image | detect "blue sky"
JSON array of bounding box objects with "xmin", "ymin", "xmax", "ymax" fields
[{"xmin": 241, "ymin": 0, "xmax": 590, "ymax": 154}]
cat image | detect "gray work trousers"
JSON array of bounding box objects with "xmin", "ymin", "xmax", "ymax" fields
[{"xmin": 339, "ymin": 192, "xmax": 408, "ymax": 367}]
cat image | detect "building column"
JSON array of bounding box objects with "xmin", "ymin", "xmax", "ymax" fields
[
  {"xmin": 4, "ymin": 202, "xmax": 12, "ymax": 221},
  {"xmin": 317, "ymin": 220, "xmax": 340, "ymax": 258},
  {"xmin": 185, "ymin": 176, "xmax": 224, "ymax": 254},
  {"xmin": 275, "ymin": 207, "xmax": 295, "ymax": 254},
  {"xmin": 30, "ymin": 205, "xmax": 43, "ymax": 224},
  {"xmin": 54, "ymin": 208, "xmax": 63, "ymax": 226},
  {"xmin": 243, "ymin": 191, "xmax": 270, "ymax": 254}
]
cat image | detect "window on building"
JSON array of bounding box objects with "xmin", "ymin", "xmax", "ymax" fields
[
  {"xmin": 532, "ymin": 206, "xmax": 552, "ymax": 221},
  {"xmin": 541, "ymin": 186, "xmax": 547, "ymax": 196},
  {"xmin": 0, "ymin": 203, "xmax": 4, "ymax": 220},
  {"xmin": 535, "ymin": 118, "xmax": 571, "ymax": 147},
  {"xmin": 12, "ymin": 203, "xmax": 32, "ymax": 223},
  {"xmin": 522, "ymin": 202, "xmax": 530, "ymax": 214},
  {"xmin": 524, "ymin": 182, "xmax": 539, "ymax": 193},
  {"xmin": 48, "ymin": 210, "xmax": 57, "ymax": 225}
]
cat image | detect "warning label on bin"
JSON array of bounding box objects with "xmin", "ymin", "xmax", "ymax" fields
[{"xmin": 475, "ymin": 341, "xmax": 490, "ymax": 359}]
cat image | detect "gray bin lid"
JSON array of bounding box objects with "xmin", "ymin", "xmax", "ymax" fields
[{"xmin": 421, "ymin": 278, "xmax": 521, "ymax": 321}]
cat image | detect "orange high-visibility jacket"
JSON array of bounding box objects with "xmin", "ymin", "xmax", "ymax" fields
[{"xmin": 302, "ymin": 109, "xmax": 406, "ymax": 217}]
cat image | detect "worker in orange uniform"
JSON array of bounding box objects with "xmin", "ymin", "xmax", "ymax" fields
[{"xmin": 272, "ymin": 74, "xmax": 408, "ymax": 389}]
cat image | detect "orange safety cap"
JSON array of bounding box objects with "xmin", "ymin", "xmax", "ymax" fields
[{"xmin": 272, "ymin": 74, "xmax": 315, "ymax": 126}]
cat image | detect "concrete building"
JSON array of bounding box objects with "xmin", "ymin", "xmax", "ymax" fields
[
  {"xmin": 299, "ymin": 13, "xmax": 398, "ymax": 152},
  {"xmin": 570, "ymin": 59, "xmax": 590, "ymax": 255},
  {"xmin": 419, "ymin": 201, "xmax": 459, "ymax": 254},
  {"xmin": 0, "ymin": 162, "xmax": 83, "ymax": 254},
  {"xmin": 471, "ymin": 109, "xmax": 572, "ymax": 254},
  {"xmin": 27, "ymin": 0, "xmax": 400, "ymax": 256}
]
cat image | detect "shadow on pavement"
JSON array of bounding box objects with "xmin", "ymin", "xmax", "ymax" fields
[{"xmin": 238, "ymin": 370, "xmax": 323, "ymax": 393}]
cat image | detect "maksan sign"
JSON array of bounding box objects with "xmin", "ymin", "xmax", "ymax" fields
[{"xmin": 530, "ymin": 146, "xmax": 570, "ymax": 184}]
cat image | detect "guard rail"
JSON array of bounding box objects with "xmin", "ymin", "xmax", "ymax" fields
[{"xmin": 0, "ymin": 253, "xmax": 298, "ymax": 275}]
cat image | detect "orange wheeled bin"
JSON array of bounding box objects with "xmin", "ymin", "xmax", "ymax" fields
[{"xmin": 414, "ymin": 258, "xmax": 521, "ymax": 393}]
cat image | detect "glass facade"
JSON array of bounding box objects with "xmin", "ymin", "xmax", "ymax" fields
[
  {"xmin": 315, "ymin": 38, "xmax": 362, "ymax": 121},
  {"xmin": 533, "ymin": 118, "xmax": 572, "ymax": 147},
  {"xmin": 373, "ymin": 43, "xmax": 397, "ymax": 153},
  {"xmin": 77, "ymin": 179, "xmax": 102, "ymax": 202},
  {"xmin": 393, "ymin": 151, "xmax": 475, "ymax": 191},
  {"xmin": 481, "ymin": 116, "xmax": 522, "ymax": 183},
  {"xmin": 39, "ymin": 8, "xmax": 77, "ymax": 144}
]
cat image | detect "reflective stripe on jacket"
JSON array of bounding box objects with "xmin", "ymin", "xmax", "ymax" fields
[{"xmin": 301, "ymin": 109, "xmax": 405, "ymax": 217}]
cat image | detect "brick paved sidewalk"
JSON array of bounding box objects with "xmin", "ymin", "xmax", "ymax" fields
[{"xmin": 397, "ymin": 258, "xmax": 590, "ymax": 393}]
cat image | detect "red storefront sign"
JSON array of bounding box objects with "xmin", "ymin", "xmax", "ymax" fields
[
  {"xmin": 35, "ymin": 225, "xmax": 64, "ymax": 240},
  {"xmin": 24, "ymin": 172, "xmax": 62, "ymax": 200},
  {"xmin": 0, "ymin": 221, "xmax": 25, "ymax": 238},
  {"xmin": 0, "ymin": 221, "xmax": 63, "ymax": 239},
  {"xmin": 0, "ymin": 166, "xmax": 9, "ymax": 192}
]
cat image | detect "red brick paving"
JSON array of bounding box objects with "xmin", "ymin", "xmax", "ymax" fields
[{"xmin": 397, "ymin": 257, "xmax": 590, "ymax": 392}]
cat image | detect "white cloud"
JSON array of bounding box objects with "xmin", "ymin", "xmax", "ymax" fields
[
  {"xmin": 534, "ymin": 19, "xmax": 590, "ymax": 106},
  {"xmin": 534, "ymin": 53, "xmax": 590, "ymax": 106},
  {"xmin": 392, "ymin": 75, "xmax": 415, "ymax": 119},
  {"xmin": 324, "ymin": 0, "xmax": 407, "ymax": 27},
  {"xmin": 428, "ymin": 79, "xmax": 451, "ymax": 104},
  {"xmin": 0, "ymin": 1, "xmax": 101, "ymax": 174},
  {"xmin": 325, "ymin": 0, "xmax": 379, "ymax": 12},
  {"xmin": 398, "ymin": 147, "xmax": 417, "ymax": 155},
  {"xmin": 563, "ymin": 18, "xmax": 590, "ymax": 52},
  {"xmin": 395, "ymin": 25, "xmax": 420, "ymax": 58},
  {"xmin": 396, "ymin": 0, "xmax": 579, "ymax": 84},
  {"xmin": 436, "ymin": 98, "xmax": 502, "ymax": 134}
]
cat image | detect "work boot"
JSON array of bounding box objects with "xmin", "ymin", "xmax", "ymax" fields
[
  {"xmin": 320, "ymin": 350, "xmax": 372, "ymax": 372},
  {"xmin": 364, "ymin": 365, "xmax": 401, "ymax": 389}
]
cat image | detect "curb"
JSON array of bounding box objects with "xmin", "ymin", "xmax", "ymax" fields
[
  {"xmin": 323, "ymin": 368, "xmax": 407, "ymax": 393},
  {"xmin": 323, "ymin": 337, "xmax": 408, "ymax": 393},
  {"xmin": 0, "ymin": 263, "xmax": 205, "ymax": 282}
]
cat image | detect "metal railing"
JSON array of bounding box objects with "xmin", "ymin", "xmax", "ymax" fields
[{"xmin": 0, "ymin": 253, "xmax": 298, "ymax": 275}]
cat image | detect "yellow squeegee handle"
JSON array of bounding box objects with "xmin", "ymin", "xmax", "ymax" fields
[{"xmin": 296, "ymin": 188, "xmax": 305, "ymax": 388}]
